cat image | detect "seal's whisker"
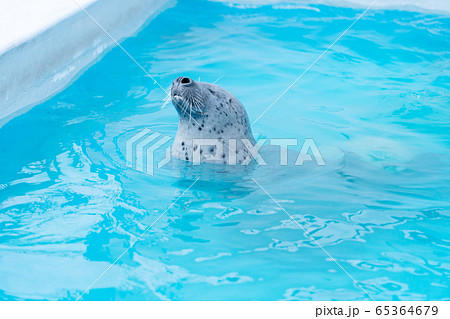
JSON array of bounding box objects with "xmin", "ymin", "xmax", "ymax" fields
[
  {"xmin": 197, "ymin": 100, "xmax": 204, "ymax": 111},
  {"xmin": 182, "ymin": 94, "xmax": 195, "ymax": 124},
  {"xmin": 213, "ymin": 75, "xmax": 224, "ymax": 85},
  {"xmin": 186, "ymin": 96, "xmax": 194, "ymax": 113},
  {"xmin": 192, "ymin": 93, "xmax": 203, "ymax": 112},
  {"xmin": 181, "ymin": 98, "xmax": 190, "ymax": 117},
  {"xmin": 196, "ymin": 100, "xmax": 204, "ymax": 111},
  {"xmin": 161, "ymin": 85, "xmax": 173, "ymax": 110},
  {"xmin": 161, "ymin": 92, "xmax": 172, "ymax": 110},
  {"xmin": 189, "ymin": 93, "xmax": 202, "ymax": 113},
  {"xmin": 191, "ymin": 96, "xmax": 201, "ymax": 112},
  {"xmin": 179, "ymin": 97, "xmax": 186, "ymax": 112},
  {"xmin": 187, "ymin": 101, "xmax": 201, "ymax": 126},
  {"xmin": 193, "ymin": 101, "xmax": 201, "ymax": 113}
]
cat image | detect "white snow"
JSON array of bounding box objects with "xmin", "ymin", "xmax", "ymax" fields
[
  {"xmin": 0, "ymin": 0, "xmax": 97, "ymax": 55},
  {"xmin": 0, "ymin": 0, "xmax": 174, "ymax": 125}
]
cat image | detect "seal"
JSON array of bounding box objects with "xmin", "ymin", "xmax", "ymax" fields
[{"xmin": 171, "ymin": 76, "xmax": 255, "ymax": 164}]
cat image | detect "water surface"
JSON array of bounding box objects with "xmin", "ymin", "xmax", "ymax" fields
[{"xmin": 0, "ymin": 0, "xmax": 449, "ymax": 300}]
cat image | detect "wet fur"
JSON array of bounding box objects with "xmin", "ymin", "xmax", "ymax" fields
[{"xmin": 171, "ymin": 78, "xmax": 255, "ymax": 164}]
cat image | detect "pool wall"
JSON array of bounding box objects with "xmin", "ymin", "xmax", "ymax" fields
[
  {"xmin": 0, "ymin": 0, "xmax": 174, "ymax": 127},
  {"xmin": 211, "ymin": 0, "xmax": 450, "ymax": 14}
]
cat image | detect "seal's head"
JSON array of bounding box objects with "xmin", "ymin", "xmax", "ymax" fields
[
  {"xmin": 171, "ymin": 76, "xmax": 205, "ymax": 116},
  {"xmin": 171, "ymin": 76, "xmax": 255, "ymax": 164}
]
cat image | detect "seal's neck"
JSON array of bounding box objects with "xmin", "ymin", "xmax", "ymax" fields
[{"xmin": 172, "ymin": 115, "xmax": 255, "ymax": 164}]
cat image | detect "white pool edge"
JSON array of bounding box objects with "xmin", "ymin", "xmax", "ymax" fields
[
  {"xmin": 210, "ymin": 0, "xmax": 450, "ymax": 15},
  {"xmin": 0, "ymin": 0, "xmax": 175, "ymax": 127}
]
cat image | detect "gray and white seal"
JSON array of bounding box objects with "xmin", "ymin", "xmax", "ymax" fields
[{"xmin": 171, "ymin": 76, "xmax": 255, "ymax": 164}]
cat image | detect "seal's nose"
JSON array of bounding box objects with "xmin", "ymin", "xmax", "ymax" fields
[
  {"xmin": 181, "ymin": 77, "xmax": 192, "ymax": 85},
  {"xmin": 173, "ymin": 76, "xmax": 193, "ymax": 87}
]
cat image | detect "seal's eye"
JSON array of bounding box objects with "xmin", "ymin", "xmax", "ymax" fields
[{"xmin": 181, "ymin": 77, "xmax": 191, "ymax": 85}]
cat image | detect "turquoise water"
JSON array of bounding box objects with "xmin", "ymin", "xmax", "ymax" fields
[{"xmin": 1, "ymin": 0, "xmax": 449, "ymax": 300}]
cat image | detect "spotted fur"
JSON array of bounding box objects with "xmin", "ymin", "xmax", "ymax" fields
[{"xmin": 171, "ymin": 77, "xmax": 255, "ymax": 164}]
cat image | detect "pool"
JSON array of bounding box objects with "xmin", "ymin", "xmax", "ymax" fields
[{"xmin": 0, "ymin": 0, "xmax": 449, "ymax": 300}]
